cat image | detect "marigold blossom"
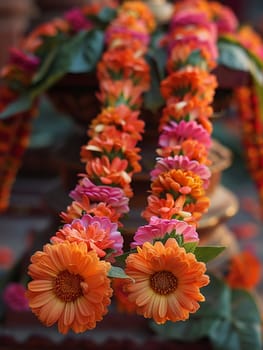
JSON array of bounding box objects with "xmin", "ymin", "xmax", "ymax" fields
[
  {"xmin": 142, "ymin": 193, "xmax": 190, "ymax": 222},
  {"xmin": 125, "ymin": 238, "xmax": 209, "ymax": 324},
  {"xmin": 27, "ymin": 241, "xmax": 112, "ymax": 334},
  {"xmin": 150, "ymin": 155, "xmax": 211, "ymax": 189},
  {"xmin": 225, "ymin": 250, "xmax": 261, "ymax": 290},
  {"xmin": 160, "ymin": 68, "xmax": 217, "ymax": 105},
  {"xmin": 88, "ymin": 105, "xmax": 144, "ymax": 141}
]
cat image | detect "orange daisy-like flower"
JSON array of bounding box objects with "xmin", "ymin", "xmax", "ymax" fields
[
  {"xmin": 225, "ymin": 250, "xmax": 261, "ymax": 290},
  {"xmin": 125, "ymin": 238, "xmax": 209, "ymax": 324},
  {"xmin": 160, "ymin": 68, "xmax": 217, "ymax": 106},
  {"xmin": 27, "ymin": 241, "xmax": 112, "ymax": 334}
]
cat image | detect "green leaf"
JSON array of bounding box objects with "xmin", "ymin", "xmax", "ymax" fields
[
  {"xmin": 32, "ymin": 47, "xmax": 58, "ymax": 84},
  {"xmin": 143, "ymin": 54, "xmax": 165, "ymax": 112},
  {"xmin": 69, "ymin": 29, "xmax": 104, "ymax": 73},
  {"xmin": 29, "ymin": 32, "xmax": 90, "ymax": 97},
  {"xmin": 108, "ymin": 266, "xmax": 133, "ymax": 280},
  {"xmin": 0, "ymin": 95, "xmax": 33, "ymax": 119},
  {"xmin": 218, "ymin": 37, "xmax": 263, "ymax": 85},
  {"xmin": 97, "ymin": 7, "xmax": 117, "ymax": 24},
  {"xmin": 114, "ymin": 249, "xmax": 137, "ymax": 265},
  {"xmin": 194, "ymin": 246, "xmax": 225, "ymax": 263},
  {"xmin": 183, "ymin": 241, "xmax": 198, "ymax": 253}
]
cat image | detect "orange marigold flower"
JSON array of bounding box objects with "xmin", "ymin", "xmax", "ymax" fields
[
  {"xmin": 158, "ymin": 139, "xmax": 211, "ymax": 165},
  {"xmin": 166, "ymin": 39, "xmax": 217, "ymax": 72},
  {"xmin": 151, "ymin": 169, "xmax": 205, "ymax": 199},
  {"xmin": 160, "ymin": 68, "xmax": 217, "ymax": 106},
  {"xmin": 125, "ymin": 238, "xmax": 209, "ymax": 324},
  {"xmin": 225, "ymin": 250, "xmax": 261, "ymax": 290},
  {"xmin": 27, "ymin": 241, "xmax": 112, "ymax": 334},
  {"xmin": 60, "ymin": 196, "xmax": 121, "ymax": 225},
  {"xmin": 89, "ymin": 105, "xmax": 144, "ymax": 141},
  {"xmin": 84, "ymin": 155, "xmax": 133, "ymax": 197},
  {"xmin": 159, "ymin": 99, "xmax": 213, "ymax": 133},
  {"xmin": 142, "ymin": 193, "xmax": 192, "ymax": 223},
  {"xmin": 97, "ymin": 49, "xmax": 150, "ymax": 90},
  {"xmin": 119, "ymin": 1, "xmax": 156, "ymax": 32},
  {"xmin": 183, "ymin": 195, "xmax": 210, "ymax": 226},
  {"xmin": 97, "ymin": 79, "xmax": 144, "ymax": 109},
  {"xmin": 148, "ymin": 169, "xmax": 209, "ymax": 224},
  {"xmin": 82, "ymin": 132, "xmax": 142, "ymax": 174}
]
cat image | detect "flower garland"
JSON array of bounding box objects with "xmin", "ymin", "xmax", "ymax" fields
[
  {"xmin": 6, "ymin": 0, "xmax": 246, "ymax": 336},
  {"xmin": 0, "ymin": 87, "xmax": 37, "ymax": 212},
  {"xmin": 115, "ymin": 0, "xmax": 220, "ymax": 322},
  {"xmin": 26, "ymin": 1, "xmax": 156, "ymax": 334},
  {"xmin": 0, "ymin": 3, "xmax": 118, "ymax": 212},
  {"xmin": 233, "ymin": 28, "xmax": 263, "ymax": 216},
  {"xmin": 142, "ymin": 0, "xmax": 219, "ymax": 227}
]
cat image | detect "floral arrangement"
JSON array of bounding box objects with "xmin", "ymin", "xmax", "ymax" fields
[{"xmin": 0, "ymin": 0, "xmax": 263, "ymax": 349}]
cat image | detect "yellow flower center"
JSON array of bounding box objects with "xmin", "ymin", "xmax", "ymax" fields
[
  {"xmin": 150, "ymin": 270, "xmax": 177, "ymax": 295},
  {"xmin": 55, "ymin": 270, "xmax": 84, "ymax": 302}
]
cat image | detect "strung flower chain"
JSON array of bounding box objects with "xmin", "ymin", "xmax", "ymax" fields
[
  {"xmin": 0, "ymin": 87, "xmax": 37, "ymax": 212},
  {"xmin": 0, "ymin": 3, "xmax": 116, "ymax": 212},
  {"xmin": 27, "ymin": 1, "xmax": 156, "ymax": 335},
  {"xmin": 233, "ymin": 28, "xmax": 263, "ymax": 216},
  {"xmin": 142, "ymin": 0, "xmax": 219, "ymax": 227},
  {"xmin": 26, "ymin": 0, "xmax": 236, "ymax": 334},
  {"xmin": 118, "ymin": 0, "xmax": 227, "ymax": 325}
]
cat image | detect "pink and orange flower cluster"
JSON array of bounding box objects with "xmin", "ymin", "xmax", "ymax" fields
[
  {"xmin": 10, "ymin": 0, "xmax": 257, "ymax": 336},
  {"xmin": 27, "ymin": 1, "xmax": 156, "ymax": 334},
  {"xmin": 142, "ymin": 0, "xmax": 220, "ymax": 227}
]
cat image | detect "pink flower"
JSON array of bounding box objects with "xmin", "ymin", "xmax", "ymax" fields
[
  {"xmin": 51, "ymin": 214, "xmax": 123, "ymax": 260},
  {"xmin": 212, "ymin": 5, "xmax": 238, "ymax": 34},
  {"xmin": 9, "ymin": 48, "xmax": 40, "ymax": 72},
  {"xmin": 159, "ymin": 120, "xmax": 211, "ymax": 149},
  {"xmin": 171, "ymin": 10, "xmax": 217, "ymax": 41},
  {"xmin": 131, "ymin": 216, "xmax": 199, "ymax": 248},
  {"xmin": 70, "ymin": 177, "xmax": 129, "ymax": 215},
  {"xmin": 150, "ymin": 155, "xmax": 211, "ymax": 189},
  {"xmin": 3, "ymin": 283, "xmax": 29, "ymax": 311},
  {"xmin": 64, "ymin": 8, "xmax": 93, "ymax": 32}
]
